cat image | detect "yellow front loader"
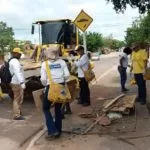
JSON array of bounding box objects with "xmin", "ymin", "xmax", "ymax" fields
[{"xmin": 31, "ymin": 19, "xmax": 79, "ymax": 62}]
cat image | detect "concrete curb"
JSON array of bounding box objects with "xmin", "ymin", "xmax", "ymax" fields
[
  {"xmin": 25, "ymin": 127, "xmax": 46, "ymax": 150},
  {"xmin": 19, "ymin": 125, "xmax": 44, "ymax": 148}
]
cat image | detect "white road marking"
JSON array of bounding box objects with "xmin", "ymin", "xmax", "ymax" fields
[
  {"xmin": 91, "ymin": 65, "xmax": 117, "ymax": 86},
  {"xmin": 25, "ymin": 127, "xmax": 46, "ymax": 150}
]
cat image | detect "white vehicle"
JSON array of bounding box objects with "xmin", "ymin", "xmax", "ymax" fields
[{"xmin": 91, "ymin": 52, "xmax": 100, "ymax": 61}]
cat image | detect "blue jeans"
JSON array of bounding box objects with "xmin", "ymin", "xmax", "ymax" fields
[
  {"xmin": 118, "ymin": 67, "xmax": 127, "ymax": 90},
  {"xmin": 43, "ymin": 86, "xmax": 62, "ymax": 134},
  {"xmin": 134, "ymin": 74, "xmax": 147, "ymax": 103}
]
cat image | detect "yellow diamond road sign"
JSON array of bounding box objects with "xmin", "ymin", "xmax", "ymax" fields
[{"xmin": 74, "ymin": 10, "xmax": 93, "ymax": 32}]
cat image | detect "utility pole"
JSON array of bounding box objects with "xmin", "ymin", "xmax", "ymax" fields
[
  {"xmin": 83, "ymin": 32, "xmax": 87, "ymax": 53},
  {"xmin": 38, "ymin": 23, "xmax": 41, "ymax": 45}
]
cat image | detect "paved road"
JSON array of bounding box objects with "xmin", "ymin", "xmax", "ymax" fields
[
  {"xmin": 25, "ymin": 53, "xmax": 150, "ymax": 150},
  {"xmin": 0, "ymin": 54, "xmax": 120, "ymax": 150},
  {"xmin": 94, "ymin": 55, "xmax": 118, "ymax": 71},
  {"xmin": 24, "ymin": 54, "xmax": 127, "ymax": 150}
]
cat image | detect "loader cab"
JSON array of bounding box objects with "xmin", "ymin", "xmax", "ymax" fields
[{"xmin": 32, "ymin": 19, "xmax": 78, "ymax": 51}]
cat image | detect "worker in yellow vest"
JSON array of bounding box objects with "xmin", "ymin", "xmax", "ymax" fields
[{"xmin": 131, "ymin": 43, "xmax": 148, "ymax": 105}]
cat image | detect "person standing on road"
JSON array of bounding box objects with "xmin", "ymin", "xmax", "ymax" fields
[
  {"xmin": 40, "ymin": 46, "xmax": 70, "ymax": 140},
  {"xmin": 131, "ymin": 44, "xmax": 148, "ymax": 105},
  {"xmin": 9, "ymin": 48, "xmax": 26, "ymax": 120},
  {"xmin": 118, "ymin": 47, "xmax": 132, "ymax": 92},
  {"xmin": 74, "ymin": 45, "xmax": 91, "ymax": 107}
]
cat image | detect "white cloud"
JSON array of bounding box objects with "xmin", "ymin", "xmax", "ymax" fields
[{"xmin": 0, "ymin": 0, "xmax": 139, "ymax": 41}]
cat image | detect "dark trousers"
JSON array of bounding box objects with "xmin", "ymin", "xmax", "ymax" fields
[
  {"xmin": 43, "ymin": 86, "xmax": 62, "ymax": 134},
  {"xmin": 134, "ymin": 74, "xmax": 147, "ymax": 103},
  {"xmin": 79, "ymin": 78, "xmax": 90, "ymax": 104},
  {"xmin": 119, "ymin": 67, "xmax": 127, "ymax": 90},
  {"xmin": 61, "ymin": 102, "xmax": 71, "ymax": 114}
]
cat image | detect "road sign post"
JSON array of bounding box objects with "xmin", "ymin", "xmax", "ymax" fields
[
  {"xmin": 83, "ymin": 32, "xmax": 87, "ymax": 53},
  {"xmin": 73, "ymin": 10, "xmax": 93, "ymax": 53}
]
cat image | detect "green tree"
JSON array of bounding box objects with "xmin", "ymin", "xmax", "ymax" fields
[
  {"xmin": 125, "ymin": 13, "xmax": 150, "ymax": 46},
  {"xmin": 106, "ymin": 0, "xmax": 150, "ymax": 14},
  {"xmin": 79, "ymin": 32, "xmax": 103, "ymax": 52},
  {"xmin": 114, "ymin": 40, "xmax": 125, "ymax": 50},
  {"xmin": 0, "ymin": 21, "xmax": 16, "ymax": 54},
  {"xmin": 103, "ymin": 35, "xmax": 124, "ymax": 50},
  {"xmin": 103, "ymin": 35, "xmax": 113, "ymax": 48}
]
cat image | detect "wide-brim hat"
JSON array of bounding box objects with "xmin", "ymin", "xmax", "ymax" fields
[
  {"xmin": 12, "ymin": 48, "xmax": 22, "ymax": 54},
  {"xmin": 44, "ymin": 45, "xmax": 60, "ymax": 60}
]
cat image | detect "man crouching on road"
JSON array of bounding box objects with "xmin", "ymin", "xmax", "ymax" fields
[{"xmin": 9, "ymin": 48, "xmax": 26, "ymax": 120}]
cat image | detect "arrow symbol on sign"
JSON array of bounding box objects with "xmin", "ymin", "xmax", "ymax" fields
[
  {"xmin": 77, "ymin": 18, "xmax": 88, "ymax": 23},
  {"xmin": 83, "ymin": 24, "xmax": 87, "ymax": 28}
]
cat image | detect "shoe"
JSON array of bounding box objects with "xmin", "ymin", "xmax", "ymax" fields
[
  {"xmin": 77, "ymin": 101, "xmax": 83, "ymax": 104},
  {"xmin": 54, "ymin": 132, "xmax": 61, "ymax": 138},
  {"xmin": 122, "ymin": 88, "xmax": 129, "ymax": 92},
  {"xmin": 64, "ymin": 110, "xmax": 72, "ymax": 114},
  {"xmin": 82, "ymin": 103, "xmax": 90, "ymax": 107},
  {"xmin": 13, "ymin": 116, "xmax": 25, "ymax": 120},
  {"xmin": 45, "ymin": 134, "xmax": 55, "ymax": 140},
  {"xmin": 45, "ymin": 132, "xmax": 61, "ymax": 140},
  {"xmin": 140, "ymin": 102, "xmax": 146, "ymax": 105}
]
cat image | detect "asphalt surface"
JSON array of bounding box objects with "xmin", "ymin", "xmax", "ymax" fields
[
  {"xmin": 5, "ymin": 53, "xmax": 150, "ymax": 150},
  {"xmin": 93, "ymin": 55, "xmax": 118, "ymax": 76},
  {"xmin": 25, "ymin": 53, "xmax": 150, "ymax": 150},
  {"xmin": 0, "ymin": 53, "xmax": 119, "ymax": 150}
]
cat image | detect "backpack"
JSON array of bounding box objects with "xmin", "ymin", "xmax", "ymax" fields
[{"xmin": 0, "ymin": 58, "xmax": 13, "ymax": 84}]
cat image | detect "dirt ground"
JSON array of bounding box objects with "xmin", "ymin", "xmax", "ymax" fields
[
  {"xmin": 29, "ymin": 134, "xmax": 136, "ymax": 150},
  {"xmin": 25, "ymin": 58, "xmax": 150, "ymax": 150},
  {"xmin": 1, "ymin": 54, "xmax": 150, "ymax": 150}
]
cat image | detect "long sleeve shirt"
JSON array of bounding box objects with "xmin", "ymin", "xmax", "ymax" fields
[
  {"xmin": 40, "ymin": 59, "xmax": 70, "ymax": 86},
  {"xmin": 9, "ymin": 58, "xmax": 25, "ymax": 84},
  {"xmin": 74, "ymin": 54, "xmax": 89, "ymax": 78}
]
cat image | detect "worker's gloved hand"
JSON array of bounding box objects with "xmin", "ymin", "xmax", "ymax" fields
[{"xmin": 21, "ymin": 83, "xmax": 26, "ymax": 89}]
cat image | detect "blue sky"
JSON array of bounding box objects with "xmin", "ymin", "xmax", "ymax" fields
[{"xmin": 0, "ymin": 0, "xmax": 139, "ymax": 43}]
